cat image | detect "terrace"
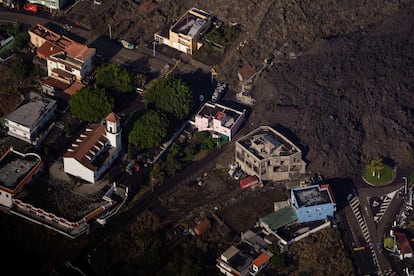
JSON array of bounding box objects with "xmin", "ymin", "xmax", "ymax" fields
[{"xmin": 293, "ymin": 186, "xmax": 332, "ymax": 207}]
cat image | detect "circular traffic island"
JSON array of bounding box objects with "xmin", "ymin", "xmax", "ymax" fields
[{"xmin": 362, "ymin": 165, "xmax": 396, "ymax": 186}]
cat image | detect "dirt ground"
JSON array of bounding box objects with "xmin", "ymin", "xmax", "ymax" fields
[{"xmin": 1, "ymin": 1, "xmax": 414, "ymax": 274}]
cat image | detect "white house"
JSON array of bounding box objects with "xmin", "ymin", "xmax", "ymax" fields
[
  {"xmin": 154, "ymin": 7, "xmax": 211, "ymax": 55},
  {"xmin": 5, "ymin": 91, "xmax": 57, "ymax": 146},
  {"xmin": 46, "ymin": 42, "xmax": 95, "ymax": 82},
  {"xmin": 63, "ymin": 113, "xmax": 122, "ymax": 183},
  {"xmin": 0, "ymin": 32, "xmax": 14, "ymax": 48},
  {"xmin": 192, "ymin": 101, "xmax": 245, "ymax": 142}
]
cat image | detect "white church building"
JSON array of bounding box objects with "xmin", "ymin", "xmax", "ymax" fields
[{"xmin": 63, "ymin": 112, "xmax": 122, "ymax": 183}]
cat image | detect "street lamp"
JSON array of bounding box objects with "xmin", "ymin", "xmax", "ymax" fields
[{"xmin": 403, "ymin": 176, "xmax": 408, "ymax": 195}]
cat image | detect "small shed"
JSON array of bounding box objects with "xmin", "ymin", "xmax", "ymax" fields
[
  {"xmin": 237, "ymin": 63, "xmax": 256, "ymax": 83},
  {"xmin": 240, "ymin": 175, "xmax": 259, "ymax": 189},
  {"xmin": 194, "ymin": 218, "xmax": 212, "ymax": 235}
]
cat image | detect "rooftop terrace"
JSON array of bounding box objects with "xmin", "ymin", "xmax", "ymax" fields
[
  {"xmin": 171, "ymin": 8, "xmax": 210, "ymax": 37},
  {"xmin": 5, "ymin": 92, "xmax": 56, "ymax": 129},
  {"xmin": 238, "ymin": 126, "xmax": 299, "ymax": 160},
  {"xmin": 0, "ymin": 149, "xmax": 41, "ymax": 189},
  {"xmin": 197, "ymin": 102, "xmax": 243, "ymax": 128},
  {"xmin": 293, "ymin": 185, "xmax": 332, "ymax": 207}
]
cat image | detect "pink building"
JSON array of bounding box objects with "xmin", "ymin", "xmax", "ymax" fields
[{"xmin": 193, "ymin": 102, "xmax": 246, "ymax": 142}]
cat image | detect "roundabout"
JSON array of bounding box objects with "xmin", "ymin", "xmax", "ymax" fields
[{"xmin": 362, "ymin": 164, "xmax": 396, "ymax": 187}]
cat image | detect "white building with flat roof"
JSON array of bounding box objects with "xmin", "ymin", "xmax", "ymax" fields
[
  {"xmin": 154, "ymin": 7, "xmax": 211, "ymax": 55},
  {"xmin": 5, "ymin": 91, "xmax": 57, "ymax": 146},
  {"xmin": 235, "ymin": 126, "xmax": 306, "ymax": 182}
]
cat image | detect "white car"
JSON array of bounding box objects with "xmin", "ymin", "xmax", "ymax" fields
[
  {"xmin": 228, "ymin": 162, "xmax": 239, "ymax": 177},
  {"xmin": 233, "ymin": 169, "xmax": 244, "ymax": 181}
]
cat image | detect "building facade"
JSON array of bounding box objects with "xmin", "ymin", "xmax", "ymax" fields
[
  {"xmin": 192, "ymin": 101, "xmax": 246, "ymax": 142},
  {"xmin": 235, "ymin": 126, "xmax": 306, "ymax": 182},
  {"xmin": 63, "ymin": 113, "xmax": 122, "ymax": 183},
  {"xmin": 154, "ymin": 7, "xmax": 211, "ymax": 55},
  {"xmin": 217, "ymin": 229, "xmax": 273, "ymax": 276},
  {"xmin": 28, "ymin": 0, "xmax": 71, "ymax": 10},
  {"xmin": 28, "ymin": 24, "xmax": 95, "ymax": 97},
  {"xmin": 290, "ymin": 184, "xmax": 336, "ymax": 223},
  {"xmin": 5, "ymin": 91, "xmax": 57, "ymax": 146}
]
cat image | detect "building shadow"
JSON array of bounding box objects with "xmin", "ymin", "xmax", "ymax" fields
[{"xmin": 325, "ymin": 177, "xmax": 356, "ymax": 211}]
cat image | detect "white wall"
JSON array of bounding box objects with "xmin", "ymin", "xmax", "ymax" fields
[
  {"xmin": 63, "ymin": 157, "xmax": 95, "ymax": 183},
  {"xmin": 0, "ymin": 190, "xmax": 13, "ymax": 208}
]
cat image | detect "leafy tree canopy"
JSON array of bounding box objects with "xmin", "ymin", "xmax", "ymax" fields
[
  {"xmin": 13, "ymin": 32, "xmax": 29, "ymax": 50},
  {"xmin": 128, "ymin": 110, "xmax": 168, "ymax": 149},
  {"xmin": 96, "ymin": 63, "xmax": 132, "ymax": 93},
  {"xmin": 11, "ymin": 55, "xmax": 30, "ymax": 79},
  {"xmin": 69, "ymin": 87, "xmax": 114, "ymax": 122},
  {"xmin": 145, "ymin": 77, "xmax": 192, "ymax": 120}
]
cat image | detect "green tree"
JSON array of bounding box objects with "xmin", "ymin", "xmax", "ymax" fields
[
  {"xmin": 13, "ymin": 32, "xmax": 29, "ymax": 50},
  {"xmin": 96, "ymin": 63, "xmax": 132, "ymax": 93},
  {"xmin": 145, "ymin": 77, "xmax": 192, "ymax": 120},
  {"xmin": 149, "ymin": 163, "xmax": 165, "ymax": 187},
  {"xmin": 135, "ymin": 73, "xmax": 146, "ymax": 88},
  {"xmin": 69, "ymin": 87, "xmax": 114, "ymax": 122},
  {"xmin": 384, "ymin": 237, "xmax": 394, "ymax": 249},
  {"xmin": 268, "ymin": 244, "xmax": 286, "ymax": 270},
  {"xmin": 11, "ymin": 55, "xmax": 29, "ymax": 79},
  {"xmin": 128, "ymin": 110, "xmax": 168, "ymax": 149}
]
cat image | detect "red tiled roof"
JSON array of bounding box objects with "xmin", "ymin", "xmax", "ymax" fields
[
  {"xmin": 64, "ymin": 81, "xmax": 85, "ymax": 96},
  {"xmin": 194, "ymin": 218, "xmax": 212, "ymax": 235},
  {"xmin": 105, "ymin": 112, "xmax": 119, "ymax": 123},
  {"xmin": 395, "ymin": 232, "xmax": 413, "ymax": 255},
  {"xmin": 37, "ymin": 40, "xmax": 64, "ymax": 59},
  {"xmin": 63, "ymin": 124, "xmax": 107, "ymax": 171},
  {"xmin": 66, "ymin": 43, "xmax": 95, "ymax": 61},
  {"xmin": 237, "ymin": 63, "xmax": 256, "ymax": 81},
  {"xmin": 253, "ymin": 253, "xmax": 271, "ymax": 268},
  {"xmin": 139, "ymin": 0, "xmax": 160, "ymax": 13},
  {"xmin": 42, "ymin": 77, "xmax": 71, "ymax": 91},
  {"xmin": 215, "ymin": 111, "xmax": 226, "ymax": 121}
]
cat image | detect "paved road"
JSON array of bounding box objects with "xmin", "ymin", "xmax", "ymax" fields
[
  {"xmin": 341, "ymin": 169, "xmax": 412, "ymax": 274},
  {"xmin": 0, "ymin": 9, "xmax": 199, "ymax": 75}
]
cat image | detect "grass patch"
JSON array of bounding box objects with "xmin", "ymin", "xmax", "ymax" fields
[{"xmin": 362, "ymin": 165, "xmax": 395, "ymax": 186}]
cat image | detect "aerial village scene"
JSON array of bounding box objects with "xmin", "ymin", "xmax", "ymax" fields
[{"xmin": 0, "ymin": 1, "xmax": 414, "ymax": 275}]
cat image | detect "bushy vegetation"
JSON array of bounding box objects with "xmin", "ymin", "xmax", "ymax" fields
[
  {"xmin": 96, "ymin": 63, "xmax": 132, "ymax": 93},
  {"xmin": 69, "ymin": 87, "xmax": 114, "ymax": 122},
  {"xmin": 148, "ymin": 130, "xmax": 218, "ymax": 186},
  {"xmin": 204, "ymin": 24, "xmax": 241, "ymax": 45},
  {"xmin": 128, "ymin": 110, "xmax": 169, "ymax": 149},
  {"xmin": 145, "ymin": 77, "xmax": 192, "ymax": 120},
  {"xmin": 10, "ymin": 54, "xmax": 30, "ymax": 79},
  {"xmin": 289, "ymin": 227, "xmax": 354, "ymax": 275}
]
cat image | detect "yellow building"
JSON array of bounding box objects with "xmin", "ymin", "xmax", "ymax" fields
[{"xmin": 154, "ymin": 7, "xmax": 211, "ymax": 55}]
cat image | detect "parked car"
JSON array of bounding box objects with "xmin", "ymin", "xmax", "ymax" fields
[
  {"xmin": 228, "ymin": 162, "xmax": 239, "ymax": 177},
  {"xmin": 233, "ymin": 169, "xmax": 244, "ymax": 181}
]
